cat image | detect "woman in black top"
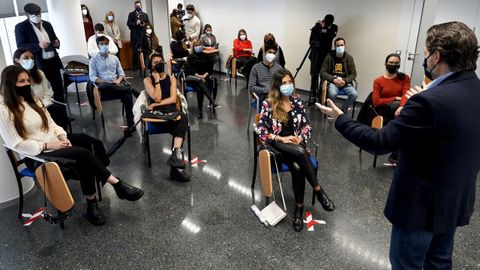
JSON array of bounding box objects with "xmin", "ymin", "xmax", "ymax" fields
[
  {"xmin": 184, "ymin": 40, "xmax": 219, "ymax": 119},
  {"xmin": 143, "ymin": 53, "xmax": 190, "ymax": 182}
]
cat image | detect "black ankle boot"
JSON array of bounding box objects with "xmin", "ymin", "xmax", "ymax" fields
[
  {"xmin": 167, "ymin": 148, "xmax": 185, "ymax": 168},
  {"xmin": 85, "ymin": 198, "xmax": 105, "ymax": 226},
  {"xmin": 197, "ymin": 111, "xmax": 203, "ymax": 119},
  {"xmin": 315, "ymin": 188, "xmax": 335, "ymax": 211},
  {"xmin": 113, "ymin": 179, "xmax": 144, "ymax": 201},
  {"xmin": 170, "ymin": 167, "xmax": 191, "ymax": 182},
  {"xmin": 292, "ymin": 205, "xmax": 304, "ymax": 232}
]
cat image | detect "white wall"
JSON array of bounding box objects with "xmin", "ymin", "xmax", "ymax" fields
[
  {"xmin": 187, "ymin": 0, "xmax": 287, "ymax": 82},
  {"xmin": 188, "ymin": 0, "xmax": 406, "ymax": 101},
  {"xmin": 151, "ymin": 0, "xmax": 170, "ymax": 62}
]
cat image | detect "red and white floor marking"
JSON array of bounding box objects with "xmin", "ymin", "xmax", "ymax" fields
[
  {"xmin": 22, "ymin": 207, "xmax": 46, "ymax": 226},
  {"xmin": 303, "ymin": 212, "xmax": 326, "ymax": 231}
]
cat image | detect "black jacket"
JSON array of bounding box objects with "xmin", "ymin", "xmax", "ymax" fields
[
  {"xmin": 127, "ymin": 10, "xmax": 150, "ymax": 41},
  {"xmin": 335, "ymin": 71, "xmax": 480, "ymax": 233},
  {"xmin": 14, "ymin": 19, "xmax": 62, "ymax": 70}
]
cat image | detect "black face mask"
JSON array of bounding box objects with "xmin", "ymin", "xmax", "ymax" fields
[
  {"xmin": 15, "ymin": 85, "xmax": 32, "ymax": 98},
  {"xmin": 386, "ymin": 64, "xmax": 400, "ymax": 74},
  {"xmin": 423, "ymin": 52, "xmax": 437, "ymax": 81},
  {"xmin": 154, "ymin": 62, "xmax": 165, "ymax": 73}
]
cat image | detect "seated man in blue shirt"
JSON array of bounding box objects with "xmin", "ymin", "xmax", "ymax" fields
[{"xmin": 89, "ymin": 36, "xmax": 134, "ymax": 129}]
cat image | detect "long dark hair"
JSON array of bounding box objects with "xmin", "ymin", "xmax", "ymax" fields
[
  {"xmin": 0, "ymin": 65, "xmax": 48, "ymax": 138},
  {"xmin": 385, "ymin": 53, "xmax": 405, "ymax": 80},
  {"xmin": 13, "ymin": 48, "xmax": 42, "ymax": 84},
  {"xmin": 81, "ymin": 4, "xmax": 93, "ymax": 21},
  {"xmin": 268, "ymin": 69, "xmax": 295, "ymax": 123},
  {"xmin": 237, "ymin": 29, "xmax": 247, "ymax": 40}
]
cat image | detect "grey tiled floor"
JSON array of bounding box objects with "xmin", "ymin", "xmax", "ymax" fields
[{"xmin": 0, "ymin": 73, "xmax": 479, "ymax": 269}]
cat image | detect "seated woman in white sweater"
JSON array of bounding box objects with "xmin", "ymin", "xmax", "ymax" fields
[
  {"xmin": 13, "ymin": 48, "xmax": 69, "ymax": 130},
  {"xmin": 0, "ymin": 65, "xmax": 144, "ymax": 226}
]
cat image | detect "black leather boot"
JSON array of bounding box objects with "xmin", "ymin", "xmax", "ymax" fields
[
  {"xmin": 315, "ymin": 188, "xmax": 335, "ymax": 211},
  {"xmin": 85, "ymin": 198, "xmax": 105, "ymax": 226},
  {"xmin": 167, "ymin": 148, "xmax": 185, "ymax": 168},
  {"xmin": 113, "ymin": 179, "xmax": 144, "ymax": 201},
  {"xmin": 170, "ymin": 167, "xmax": 191, "ymax": 182},
  {"xmin": 293, "ymin": 205, "xmax": 304, "ymax": 232}
]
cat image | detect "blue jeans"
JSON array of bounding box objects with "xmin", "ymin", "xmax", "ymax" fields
[
  {"xmin": 327, "ymin": 83, "xmax": 357, "ymax": 112},
  {"xmin": 389, "ymin": 225, "xmax": 456, "ymax": 270}
]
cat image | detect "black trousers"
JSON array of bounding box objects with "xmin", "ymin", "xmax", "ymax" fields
[
  {"xmin": 309, "ymin": 50, "xmax": 328, "ymax": 99},
  {"xmin": 40, "ymin": 133, "xmax": 111, "ymax": 196},
  {"xmin": 47, "ymin": 103, "xmax": 69, "ymax": 132},
  {"xmin": 41, "ymin": 58, "xmax": 65, "ymax": 102},
  {"xmin": 236, "ymin": 56, "xmax": 256, "ymax": 83},
  {"xmin": 270, "ymin": 142, "xmax": 318, "ymax": 204},
  {"xmin": 186, "ymin": 76, "xmax": 217, "ymax": 111},
  {"xmin": 97, "ymin": 82, "xmax": 135, "ymax": 127},
  {"xmin": 131, "ymin": 36, "xmax": 140, "ymax": 70},
  {"xmin": 375, "ymin": 101, "xmax": 401, "ymax": 124},
  {"xmin": 149, "ymin": 111, "xmax": 188, "ymax": 140}
]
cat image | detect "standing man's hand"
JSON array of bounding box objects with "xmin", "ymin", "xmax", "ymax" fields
[
  {"xmin": 39, "ymin": 41, "xmax": 50, "ymax": 48},
  {"xmin": 52, "ymin": 40, "xmax": 60, "ymax": 48},
  {"xmin": 316, "ymin": 99, "xmax": 344, "ymax": 121}
]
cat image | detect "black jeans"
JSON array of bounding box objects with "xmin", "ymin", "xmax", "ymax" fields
[
  {"xmin": 270, "ymin": 141, "xmax": 318, "ymax": 204},
  {"xmin": 236, "ymin": 56, "xmax": 256, "ymax": 83},
  {"xmin": 97, "ymin": 82, "xmax": 135, "ymax": 127},
  {"xmin": 375, "ymin": 100, "xmax": 401, "ymax": 124},
  {"xmin": 149, "ymin": 111, "xmax": 188, "ymax": 140},
  {"xmin": 41, "ymin": 58, "xmax": 65, "ymax": 102},
  {"xmin": 40, "ymin": 133, "xmax": 111, "ymax": 196},
  {"xmin": 47, "ymin": 103, "xmax": 69, "ymax": 132},
  {"xmin": 186, "ymin": 76, "xmax": 217, "ymax": 111}
]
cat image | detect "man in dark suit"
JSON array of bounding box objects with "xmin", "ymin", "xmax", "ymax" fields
[
  {"xmin": 15, "ymin": 3, "xmax": 65, "ymax": 102},
  {"xmin": 318, "ymin": 21, "xmax": 480, "ymax": 269},
  {"xmin": 127, "ymin": 0, "xmax": 149, "ymax": 71}
]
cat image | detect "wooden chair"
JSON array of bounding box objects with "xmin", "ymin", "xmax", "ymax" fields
[
  {"xmin": 4, "ymin": 146, "xmax": 75, "ymax": 228},
  {"xmin": 251, "ymin": 114, "xmax": 318, "ymax": 206}
]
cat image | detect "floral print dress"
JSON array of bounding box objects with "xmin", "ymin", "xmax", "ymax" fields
[{"xmin": 255, "ymin": 95, "xmax": 312, "ymax": 144}]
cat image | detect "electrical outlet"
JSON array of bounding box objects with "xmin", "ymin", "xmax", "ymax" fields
[{"xmin": 395, "ymin": 50, "xmax": 402, "ymax": 56}]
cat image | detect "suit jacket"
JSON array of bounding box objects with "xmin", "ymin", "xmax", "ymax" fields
[
  {"xmin": 14, "ymin": 19, "xmax": 62, "ymax": 70},
  {"xmin": 127, "ymin": 10, "xmax": 149, "ymax": 42},
  {"xmin": 335, "ymin": 71, "xmax": 480, "ymax": 233}
]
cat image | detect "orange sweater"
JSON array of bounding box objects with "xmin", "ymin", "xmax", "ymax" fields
[
  {"xmin": 372, "ymin": 75, "xmax": 410, "ymax": 107},
  {"xmin": 233, "ymin": 39, "xmax": 253, "ymax": 58}
]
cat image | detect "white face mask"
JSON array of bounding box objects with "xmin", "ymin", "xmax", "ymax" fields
[
  {"xmin": 82, "ymin": 9, "xmax": 88, "ymax": 16},
  {"xmin": 146, "ymin": 29, "xmax": 152, "ymax": 35},
  {"xmin": 240, "ymin": 34, "xmax": 246, "ymax": 41},
  {"xmin": 108, "ymin": 15, "xmax": 114, "ymax": 22},
  {"xmin": 336, "ymin": 46, "xmax": 345, "ymax": 56},
  {"xmin": 20, "ymin": 59, "xmax": 35, "ymax": 71},
  {"xmin": 265, "ymin": 53, "xmax": 276, "ymax": 63},
  {"xmin": 29, "ymin": 14, "xmax": 41, "ymax": 24}
]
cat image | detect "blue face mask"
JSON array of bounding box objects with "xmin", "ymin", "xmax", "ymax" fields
[
  {"xmin": 99, "ymin": 45, "xmax": 109, "ymax": 54},
  {"xmin": 336, "ymin": 46, "xmax": 345, "ymax": 56},
  {"xmin": 280, "ymin": 84, "xmax": 294, "ymax": 96},
  {"xmin": 194, "ymin": 46, "xmax": 203, "ymax": 53}
]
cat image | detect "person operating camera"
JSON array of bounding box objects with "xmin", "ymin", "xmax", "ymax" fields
[{"xmin": 308, "ymin": 14, "xmax": 338, "ymax": 104}]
